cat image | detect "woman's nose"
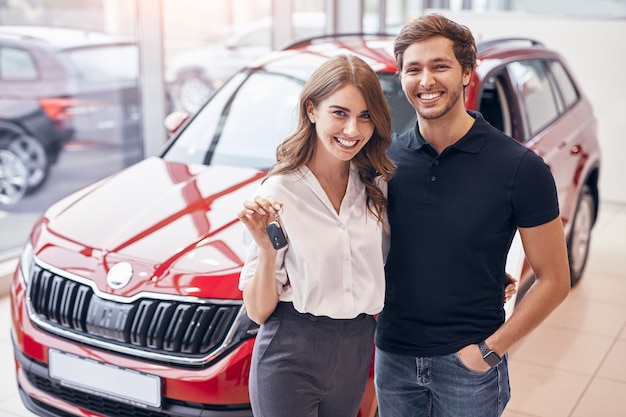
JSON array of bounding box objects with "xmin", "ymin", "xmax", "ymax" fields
[{"xmin": 343, "ymin": 117, "xmax": 359, "ymax": 136}]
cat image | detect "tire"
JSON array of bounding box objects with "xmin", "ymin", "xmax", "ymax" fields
[
  {"xmin": 0, "ymin": 146, "xmax": 29, "ymax": 205},
  {"xmin": 177, "ymin": 74, "xmax": 214, "ymax": 113},
  {"xmin": 567, "ymin": 184, "xmax": 595, "ymax": 286},
  {"xmin": 5, "ymin": 133, "xmax": 50, "ymax": 191}
]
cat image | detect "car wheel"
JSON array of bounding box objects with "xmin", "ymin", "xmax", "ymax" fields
[
  {"xmin": 0, "ymin": 147, "xmax": 29, "ymax": 205},
  {"xmin": 6, "ymin": 134, "xmax": 49, "ymax": 191},
  {"xmin": 568, "ymin": 185, "xmax": 595, "ymax": 286},
  {"xmin": 178, "ymin": 75, "xmax": 214, "ymax": 113}
]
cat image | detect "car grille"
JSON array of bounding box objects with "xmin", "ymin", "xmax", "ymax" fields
[{"xmin": 26, "ymin": 260, "xmax": 244, "ymax": 366}]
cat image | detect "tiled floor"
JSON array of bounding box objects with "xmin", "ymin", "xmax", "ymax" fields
[{"xmin": 0, "ymin": 202, "xmax": 624, "ymax": 417}]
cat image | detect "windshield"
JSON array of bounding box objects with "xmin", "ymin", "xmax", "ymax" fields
[{"xmin": 163, "ymin": 68, "xmax": 415, "ymax": 169}]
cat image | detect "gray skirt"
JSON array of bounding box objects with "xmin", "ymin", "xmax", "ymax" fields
[{"xmin": 249, "ymin": 302, "xmax": 376, "ymax": 417}]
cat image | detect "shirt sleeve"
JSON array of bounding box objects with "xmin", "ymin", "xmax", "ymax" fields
[{"xmin": 512, "ymin": 150, "xmax": 560, "ymax": 228}]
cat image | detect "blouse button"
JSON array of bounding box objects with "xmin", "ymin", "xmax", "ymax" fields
[{"xmin": 339, "ymin": 223, "xmax": 345, "ymax": 229}]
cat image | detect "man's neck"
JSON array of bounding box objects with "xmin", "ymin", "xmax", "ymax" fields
[{"xmin": 418, "ymin": 109, "xmax": 475, "ymax": 154}]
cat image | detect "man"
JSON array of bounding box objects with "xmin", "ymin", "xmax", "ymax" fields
[{"xmin": 374, "ymin": 14, "xmax": 571, "ymax": 417}]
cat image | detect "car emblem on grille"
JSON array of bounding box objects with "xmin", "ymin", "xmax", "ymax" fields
[{"xmin": 107, "ymin": 262, "xmax": 133, "ymax": 289}]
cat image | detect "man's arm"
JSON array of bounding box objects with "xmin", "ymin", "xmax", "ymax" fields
[
  {"xmin": 488, "ymin": 216, "xmax": 570, "ymax": 351},
  {"xmin": 458, "ymin": 216, "xmax": 570, "ymax": 370}
]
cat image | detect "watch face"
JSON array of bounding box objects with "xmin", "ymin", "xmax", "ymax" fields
[{"xmin": 484, "ymin": 351, "xmax": 502, "ymax": 367}]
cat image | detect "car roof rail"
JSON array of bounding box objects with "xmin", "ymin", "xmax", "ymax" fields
[
  {"xmin": 281, "ymin": 32, "xmax": 396, "ymax": 51},
  {"xmin": 477, "ymin": 37, "xmax": 545, "ymax": 54}
]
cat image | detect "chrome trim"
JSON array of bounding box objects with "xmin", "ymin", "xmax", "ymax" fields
[{"xmin": 25, "ymin": 255, "xmax": 247, "ymax": 367}]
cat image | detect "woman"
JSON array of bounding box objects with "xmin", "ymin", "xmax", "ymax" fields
[{"xmin": 237, "ymin": 54, "xmax": 395, "ymax": 417}]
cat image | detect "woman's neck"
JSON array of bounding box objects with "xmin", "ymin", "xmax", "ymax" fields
[{"xmin": 306, "ymin": 158, "xmax": 350, "ymax": 214}]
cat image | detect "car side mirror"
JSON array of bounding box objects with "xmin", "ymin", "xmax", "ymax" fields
[{"xmin": 164, "ymin": 110, "xmax": 190, "ymax": 136}]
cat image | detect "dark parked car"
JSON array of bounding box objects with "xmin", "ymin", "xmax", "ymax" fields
[
  {"xmin": 10, "ymin": 34, "xmax": 600, "ymax": 417},
  {"xmin": 0, "ymin": 25, "xmax": 143, "ymax": 203}
]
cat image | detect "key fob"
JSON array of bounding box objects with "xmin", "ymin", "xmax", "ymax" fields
[{"xmin": 266, "ymin": 220, "xmax": 288, "ymax": 250}]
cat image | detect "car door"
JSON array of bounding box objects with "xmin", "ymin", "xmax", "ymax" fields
[
  {"xmin": 504, "ymin": 58, "xmax": 586, "ymax": 227},
  {"xmin": 478, "ymin": 59, "xmax": 583, "ymax": 225}
]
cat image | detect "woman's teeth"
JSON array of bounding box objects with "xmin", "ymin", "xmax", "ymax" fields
[{"xmin": 336, "ymin": 137, "xmax": 358, "ymax": 148}]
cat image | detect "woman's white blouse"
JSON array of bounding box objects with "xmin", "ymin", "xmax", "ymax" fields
[{"xmin": 239, "ymin": 165, "xmax": 386, "ymax": 319}]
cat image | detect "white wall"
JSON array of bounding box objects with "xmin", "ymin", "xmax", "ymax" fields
[{"xmin": 443, "ymin": 12, "xmax": 626, "ymax": 205}]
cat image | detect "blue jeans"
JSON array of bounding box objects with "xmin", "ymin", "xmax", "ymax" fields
[{"xmin": 374, "ymin": 347, "xmax": 510, "ymax": 417}]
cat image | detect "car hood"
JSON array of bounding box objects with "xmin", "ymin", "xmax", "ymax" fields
[{"xmin": 32, "ymin": 157, "xmax": 266, "ymax": 299}]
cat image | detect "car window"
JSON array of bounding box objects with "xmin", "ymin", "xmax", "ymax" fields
[
  {"xmin": 507, "ymin": 59, "xmax": 560, "ymax": 137},
  {"xmin": 478, "ymin": 76, "xmax": 512, "ymax": 137},
  {"xmin": 0, "ymin": 46, "xmax": 38, "ymax": 81},
  {"xmin": 379, "ymin": 73, "xmax": 416, "ymax": 133},
  {"xmin": 62, "ymin": 44, "xmax": 139, "ymax": 82},
  {"xmin": 549, "ymin": 60, "xmax": 579, "ymax": 109}
]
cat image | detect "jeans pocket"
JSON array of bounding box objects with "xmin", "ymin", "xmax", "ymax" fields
[{"xmin": 453, "ymin": 352, "xmax": 491, "ymax": 375}]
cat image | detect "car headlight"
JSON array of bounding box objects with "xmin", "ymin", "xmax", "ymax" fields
[{"xmin": 18, "ymin": 242, "xmax": 33, "ymax": 286}]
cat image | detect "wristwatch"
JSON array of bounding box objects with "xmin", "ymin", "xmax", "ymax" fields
[{"xmin": 478, "ymin": 341, "xmax": 502, "ymax": 367}]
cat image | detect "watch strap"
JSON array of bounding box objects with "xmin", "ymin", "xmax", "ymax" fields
[{"xmin": 478, "ymin": 341, "xmax": 502, "ymax": 367}]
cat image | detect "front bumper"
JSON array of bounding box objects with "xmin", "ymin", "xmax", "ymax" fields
[{"xmin": 12, "ymin": 335, "xmax": 253, "ymax": 417}]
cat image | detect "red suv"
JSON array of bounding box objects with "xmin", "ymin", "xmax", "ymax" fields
[{"xmin": 9, "ymin": 34, "xmax": 600, "ymax": 417}]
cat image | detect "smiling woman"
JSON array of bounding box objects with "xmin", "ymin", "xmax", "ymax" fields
[{"xmin": 237, "ymin": 54, "xmax": 395, "ymax": 417}]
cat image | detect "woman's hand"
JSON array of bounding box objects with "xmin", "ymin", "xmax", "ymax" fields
[
  {"xmin": 237, "ymin": 196, "xmax": 284, "ymax": 251},
  {"xmin": 504, "ymin": 273, "xmax": 518, "ymax": 304}
]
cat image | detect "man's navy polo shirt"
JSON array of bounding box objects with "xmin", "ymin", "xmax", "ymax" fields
[{"xmin": 376, "ymin": 111, "xmax": 559, "ymax": 357}]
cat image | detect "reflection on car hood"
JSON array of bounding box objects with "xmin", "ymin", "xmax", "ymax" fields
[{"xmin": 34, "ymin": 156, "xmax": 266, "ymax": 299}]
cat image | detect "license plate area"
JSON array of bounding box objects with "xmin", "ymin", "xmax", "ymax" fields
[{"xmin": 48, "ymin": 349, "xmax": 161, "ymax": 408}]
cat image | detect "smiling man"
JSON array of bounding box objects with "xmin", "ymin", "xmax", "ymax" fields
[{"xmin": 374, "ymin": 14, "xmax": 571, "ymax": 417}]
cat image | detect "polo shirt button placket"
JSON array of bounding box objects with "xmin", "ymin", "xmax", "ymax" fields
[{"xmin": 431, "ymin": 159, "xmax": 439, "ymax": 182}]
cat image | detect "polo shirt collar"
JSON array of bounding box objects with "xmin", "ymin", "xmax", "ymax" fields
[{"xmin": 407, "ymin": 110, "xmax": 487, "ymax": 154}]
